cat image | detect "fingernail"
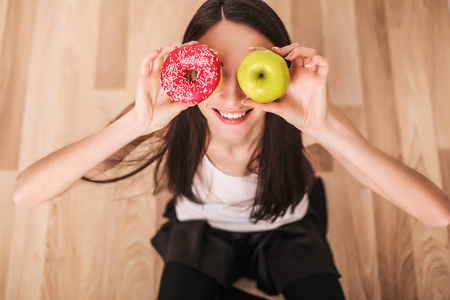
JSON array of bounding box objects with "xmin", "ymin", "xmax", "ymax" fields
[
  {"xmin": 272, "ymin": 47, "xmax": 280, "ymax": 50},
  {"xmin": 156, "ymin": 48, "xmax": 161, "ymax": 51},
  {"xmin": 285, "ymin": 53, "xmax": 293, "ymax": 60},
  {"xmin": 306, "ymin": 59, "xmax": 314, "ymax": 67},
  {"xmin": 241, "ymin": 99, "xmax": 249, "ymax": 106},
  {"xmin": 248, "ymin": 47, "xmax": 257, "ymax": 50}
]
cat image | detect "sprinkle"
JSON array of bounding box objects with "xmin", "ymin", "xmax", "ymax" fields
[{"xmin": 160, "ymin": 45, "xmax": 222, "ymax": 104}]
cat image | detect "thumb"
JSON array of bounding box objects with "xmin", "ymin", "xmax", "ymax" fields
[
  {"xmin": 168, "ymin": 101, "xmax": 197, "ymax": 117},
  {"xmin": 241, "ymin": 98, "xmax": 281, "ymax": 115}
]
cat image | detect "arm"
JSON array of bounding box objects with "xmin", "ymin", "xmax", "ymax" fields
[
  {"xmin": 13, "ymin": 43, "xmax": 196, "ymax": 207},
  {"xmin": 303, "ymin": 121, "xmax": 390, "ymax": 200},
  {"xmin": 309, "ymin": 102, "xmax": 450, "ymax": 228},
  {"xmin": 13, "ymin": 109, "xmax": 148, "ymax": 206},
  {"xmin": 244, "ymin": 44, "xmax": 450, "ymax": 228}
]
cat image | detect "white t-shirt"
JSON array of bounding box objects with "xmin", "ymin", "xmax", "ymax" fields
[{"xmin": 175, "ymin": 155, "xmax": 309, "ymax": 232}]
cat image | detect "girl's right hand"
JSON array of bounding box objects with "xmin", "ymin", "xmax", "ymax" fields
[{"xmin": 132, "ymin": 41, "xmax": 199, "ymax": 135}]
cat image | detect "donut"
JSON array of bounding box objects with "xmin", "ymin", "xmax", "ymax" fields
[{"xmin": 160, "ymin": 45, "xmax": 222, "ymax": 104}]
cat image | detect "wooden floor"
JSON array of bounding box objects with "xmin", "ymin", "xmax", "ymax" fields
[{"xmin": 1, "ymin": 0, "xmax": 450, "ymax": 299}]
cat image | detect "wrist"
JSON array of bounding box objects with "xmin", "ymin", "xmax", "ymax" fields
[
  {"xmin": 121, "ymin": 108, "xmax": 152, "ymax": 138},
  {"xmin": 302, "ymin": 103, "xmax": 363, "ymax": 149},
  {"xmin": 302, "ymin": 113, "xmax": 334, "ymax": 141}
]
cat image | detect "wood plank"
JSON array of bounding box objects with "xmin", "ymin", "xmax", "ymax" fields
[
  {"xmin": 0, "ymin": 0, "xmax": 37, "ymax": 169},
  {"xmin": 0, "ymin": 171, "xmax": 17, "ymax": 300},
  {"xmin": 265, "ymin": 0, "xmax": 293, "ymax": 35},
  {"xmin": 5, "ymin": 2, "xmax": 72, "ymax": 298},
  {"xmin": 94, "ymin": 0, "xmax": 128, "ymax": 89},
  {"xmin": 290, "ymin": 0, "xmax": 325, "ymax": 53},
  {"xmin": 306, "ymin": 143, "xmax": 334, "ymax": 173},
  {"xmin": 431, "ymin": 0, "xmax": 450, "ymax": 148},
  {"xmin": 0, "ymin": 0, "xmax": 9, "ymax": 46},
  {"xmin": 91, "ymin": 89, "xmax": 130, "ymax": 131},
  {"xmin": 2, "ymin": 1, "xmax": 450, "ymax": 299},
  {"xmin": 289, "ymin": 0, "xmax": 334, "ymax": 174},
  {"xmin": 325, "ymin": 105, "xmax": 382, "ymax": 300},
  {"xmin": 125, "ymin": 0, "xmax": 206, "ymax": 98},
  {"xmin": 372, "ymin": 193, "xmax": 419, "ymax": 300},
  {"xmin": 438, "ymin": 148, "xmax": 450, "ymax": 257},
  {"xmin": 17, "ymin": 1, "xmax": 69, "ymax": 170},
  {"xmin": 320, "ymin": 0, "xmax": 364, "ymax": 106},
  {"xmin": 75, "ymin": 175, "xmax": 158, "ymax": 299},
  {"xmin": 448, "ymin": 0, "xmax": 450, "ymax": 21},
  {"xmin": 86, "ymin": 90, "xmax": 160, "ymax": 299},
  {"xmin": 384, "ymin": 0, "xmax": 450, "ymax": 299},
  {"xmin": 5, "ymin": 202, "xmax": 51, "ymax": 299},
  {"xmin": 384, "ymin": 0, "xmax": 442, "ymax": 186},
  {"xmin": 16, "ymin": 1, "xmax": 103, "ymax": 299},
  {"xmin": 125, "ymin": 2, "xmax": 206, "ymax": 297},
  {"xmin": 352, "ymin": 0, "xmax": 418, "ymax": 298},
  {"xmin": 56, "ymin": 1, "xmax": 102, "ymax": 144},
  {"xmin": 354, "ymin": 0, "xmax": 400, "ymax": 153},
  {"xmin": 438, "ymin": 149, "xmax": 450, "ymax": 200},
  {"xmin": 328, "ymin": 164, "xmax": 379, "ymax": 300}
]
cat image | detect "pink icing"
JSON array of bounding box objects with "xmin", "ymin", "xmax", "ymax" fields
[{"xmin": 160, "ymin": 45, "xmax": 222, "ymax": 104}]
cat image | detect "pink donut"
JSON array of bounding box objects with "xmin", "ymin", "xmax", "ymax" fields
[{"xmin": 160, "ymin": 45, "xmax": 222, "ymax": 104}]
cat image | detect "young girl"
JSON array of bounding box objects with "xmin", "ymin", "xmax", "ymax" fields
[{"xmin": 14, "ymin": 0, "xmax": 450, "ymax": 299}]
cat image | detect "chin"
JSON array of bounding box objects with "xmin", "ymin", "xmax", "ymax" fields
[{"xmin": 215, "ymin": 126, "xmax": 253, "ymax": 141}]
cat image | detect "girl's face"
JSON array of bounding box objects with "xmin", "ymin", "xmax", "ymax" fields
[{"xmin": 197, "ymin": 21, "xmax": 274, "ymax": 145}]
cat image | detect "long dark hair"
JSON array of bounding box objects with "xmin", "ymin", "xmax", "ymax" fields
[{"xmin": 83, "ymin": 0, "xmax": 315, "ymax": 223}]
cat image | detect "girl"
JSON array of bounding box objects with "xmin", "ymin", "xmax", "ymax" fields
[{"xmin": 14, "ymin": 0, "xmax": 450, "ymax": 299}]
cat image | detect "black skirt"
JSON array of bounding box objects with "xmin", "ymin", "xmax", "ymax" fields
[{"xmin": 150, "ymin": 177, "xmax": 341, "ymax": 295}]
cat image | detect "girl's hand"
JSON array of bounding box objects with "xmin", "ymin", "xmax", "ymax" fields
[
  {"xmin": 242, "ymin": 44, "xmax": 330, "ymax": 133},
  {"xmin": 133, "ymin": 41, "xmax": 199, "ymax": 135}
]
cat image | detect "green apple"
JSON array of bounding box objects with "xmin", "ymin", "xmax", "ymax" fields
[{"xmin": 237, "ymin": 49, "xmax": 290, "ymax": 103}]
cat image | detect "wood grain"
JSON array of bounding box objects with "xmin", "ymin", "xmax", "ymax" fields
[
  {"xmin": 1, "ymin": 0, "xmax": 449, "ymax": 299},
  {"xmin": 0, "ymin": 0, "xmax": 37, "ymax": 169},
  {"xmin": 383, "ymin": 1, "xmax": 450, "ymax": 298},
  {"xmin": 94, "ymin": 0, "xmax": 128, "ymax": 89}
]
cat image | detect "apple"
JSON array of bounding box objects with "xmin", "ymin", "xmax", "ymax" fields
[{"xmin": 237, "ymin": 49, "xmax": 290, "ymax": 103}]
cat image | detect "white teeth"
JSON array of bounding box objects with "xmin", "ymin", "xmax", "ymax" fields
[{"xmin": 218, "ymin": 111, "xmax": 248, "ymax": 119}]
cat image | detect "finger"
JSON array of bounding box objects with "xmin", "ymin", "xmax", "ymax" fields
[
  {"xmin": 284, "ymin": 47, "xmax": 317, "ymax": 63},
  {"xmin": 168, "ymin": 101, "xmax": 197, "ymax": 118},
  {"xmin": 241, "ymin": 98, "xmax": 282, "ymax": 116},
  {"xmin": 306, "ymin": 55, "xmax": 330, "ymax": 77},
  {"xmin": 151, "ymin": 45, "xmax": 178, "ymax": 73},
  {"xmin": 248, "ymin": 46, "xmax": 268, "ymax": 52},
  {"xmin": 247, "ymin": 47, "xmax": 291, "ymax": 67},
  {"xmin": 151, "ymin": 41, "xmax": 197, "ymax": 75},
  {"xmin": 140, "ymin": 48, "xmax": 161, "ymax": 76},
  {"xmin": 179, "ymin": 40, "xmax": 199, "ymax": 48},
  {"xmin": 283, "ymin": 50, "xmax": 316, "ymax": 71},
  {"xmin": 303, "ymin": 55, "xmax": 315, "ymax": 68},
  {"xmin": 271, "ymin": 43, "xmax": 300, "ymax": 56},
  {"xmin": 273, "ymin": 45, "xmax": 317, "ymax": 69}
]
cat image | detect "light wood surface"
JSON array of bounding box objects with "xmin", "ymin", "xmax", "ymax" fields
[{"xmin": 1, "ymin": 0, "xmax": 449, "ymax": 299}]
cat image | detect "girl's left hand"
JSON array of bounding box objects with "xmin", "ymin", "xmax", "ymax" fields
[{"xmin": 242, "ymin": 44, "xmax": 329, "ymax": 133}]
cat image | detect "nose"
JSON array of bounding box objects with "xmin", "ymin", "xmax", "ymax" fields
[{"xmin": 218, "ymin": 75, "xmax": 247, "ymax": 105}]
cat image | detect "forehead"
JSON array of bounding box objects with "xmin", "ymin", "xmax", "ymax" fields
[{"xmin": 198, "ymin": 20, "xmax": 273, "ymax": 64}]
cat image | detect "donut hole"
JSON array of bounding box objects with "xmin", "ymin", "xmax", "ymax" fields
[{"xmin": 186, "ymin": 69, "xmax": 199, "ymax": 82}]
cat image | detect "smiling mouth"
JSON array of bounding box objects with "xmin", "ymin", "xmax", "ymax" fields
[{"xmin": 213, "ymin": 109, "xmax": 253, "ymax": 119}]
